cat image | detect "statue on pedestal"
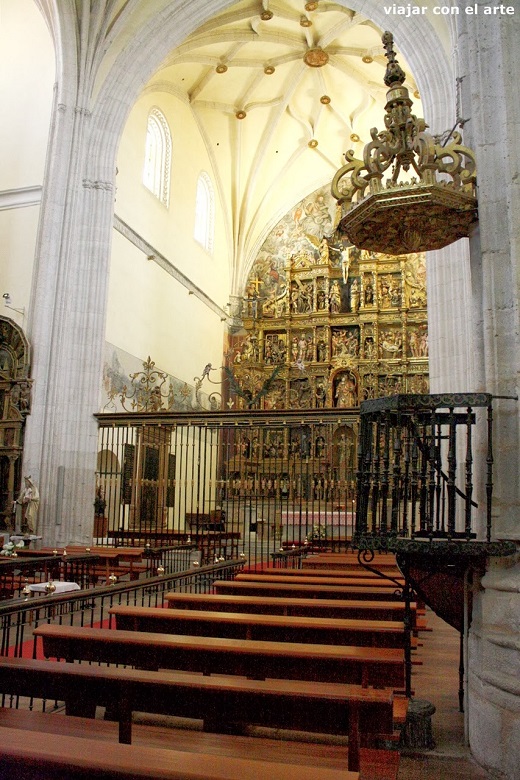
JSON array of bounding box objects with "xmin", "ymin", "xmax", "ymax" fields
[{"xmin": 13, "ymin": 476, "xmax": 40, "ymax": 534}]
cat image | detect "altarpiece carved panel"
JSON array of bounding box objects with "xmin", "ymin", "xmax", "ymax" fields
[
  {"xmin": 0, "ymin": 317, "xmax": 31, "ymax": 530},
  {"xmin": 228, "ymin": 187, "xmax": 429, "ymax": 412}
]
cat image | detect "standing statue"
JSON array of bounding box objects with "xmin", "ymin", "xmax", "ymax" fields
[
  {"xmin": 350, "ymin": 278, "xmax": 360, "ymax": 313},
  {"xmin": 329, "ymin": 281, "xmax": 341, "ymax": 313},
  {"xmin": 13, "ymin": 476, "xmax": 40, "ymax": 534},
  {"xmin": 335, "ymin": 373, "xmax": 358, "ymax": 408},
  {"xmin": 340, "ymin": 247, "xmax": 350, "ymax": 283},
  {"xmin": 319, "ymin": 238, "xmax": 330, "ymax": 264}
]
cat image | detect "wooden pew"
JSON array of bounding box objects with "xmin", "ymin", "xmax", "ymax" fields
[
  {"xmin": 62, "ymin": 545, "xmax": 145, "ymax": 582},
  {"xmin": 186, "ymin": 509, "xmax": 226, "ymax": 532},
  {"xmin": 165, "ymin": 591, "xmax": 419, "ymax": 627},
  {"xmin": 34, "ymin": 623, "xmax": 406, "ymax": 689},
  {"xmin": 0, "ymin": 724, "xmax": 359, "ymax": 780},
  {"xmin": 109, "ymin": 605, "xmax": 412, "ymax": 648},
  {"xmin": 235, "ymin": 573, "xmax": 405, "ymax": 588},
  {"xmin": 303, "ymin": 553, "xmax": 399, "ymax": 570},
  {"xmin": 0, "ymin": 655, "xmax": 395, "ymax": 772},
  {"xmin": 246, "ymin": 566, "xmax": 404, "ymax": 579},
  {"xmin": 213, "ymin": 579, "xmax": 403, "ymax": 601}
]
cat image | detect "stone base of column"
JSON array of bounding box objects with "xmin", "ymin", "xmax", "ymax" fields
[{"xmin": 400, "ymin": 699, "xmax": 436, "ymax": 750}]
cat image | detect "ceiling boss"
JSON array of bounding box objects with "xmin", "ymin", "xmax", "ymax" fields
[{"xmin": 331, "ymin": 32, "xmax": 477, "ymax": 255}]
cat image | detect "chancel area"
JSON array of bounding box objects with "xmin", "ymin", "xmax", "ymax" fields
[{"xmin": 0, "ymin": 1, "xmax": 519, "ymax": 778}]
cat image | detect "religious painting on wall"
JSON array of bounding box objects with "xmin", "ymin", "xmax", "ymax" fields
[{"xmin": 102, "ymin": 344, "xmax": 211, "ymax": 413}]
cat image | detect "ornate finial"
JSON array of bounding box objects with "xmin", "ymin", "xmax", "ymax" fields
[{"xmin": 382, "ymin": 31, "xmax": 406, "ymax": 88}]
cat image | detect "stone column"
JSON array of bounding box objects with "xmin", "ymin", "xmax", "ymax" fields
[
  {"xmin": 427, "ymin": 240, "xmax": 475, "ymax": 394},
  {"xmin": 22, "ymin": 6, "xmax": 116, "ymax": 546},
  {"xmin": 455, "ymin": 7, "xmax": 520, "ymax": 778},
  {"xmin": 456, "ymin": 7, "xmax": 520, "ymax": 538}
]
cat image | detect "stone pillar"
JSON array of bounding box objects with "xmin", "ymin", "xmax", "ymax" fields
[
  {"xmin": 22, "ymin": 8, "xmax": 116, "ymax": 546},
  {"xmin": 456, "ymin": 6, "xmax": 520, "ymax": 538},
  {"xmin": 455, "ymin": 7, "xmax": 520, "ymax": 778},
  {"xmin": 427, "ymin": 240, "xmax": 475, "ymax": 394}
]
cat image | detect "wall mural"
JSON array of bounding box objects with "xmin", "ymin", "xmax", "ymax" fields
[
  {"xmin": 102, "ymin": 344, "xmax": 210, "ymax": 412},
  {"xmin": 227, "ymin": 185, "xmax": 429, "ymax": 410}
]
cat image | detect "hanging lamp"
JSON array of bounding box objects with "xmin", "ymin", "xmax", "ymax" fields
[{"xmin": 331, "ymin": 32, "xmax": 477, "ymax": 255}]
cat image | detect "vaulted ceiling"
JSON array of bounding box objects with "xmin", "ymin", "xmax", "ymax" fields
[{"xmin": 142, "ymin": 0, "xmax": 423, "ymax": 292}]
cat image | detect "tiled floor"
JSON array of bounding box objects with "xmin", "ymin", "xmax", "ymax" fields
[{"xmin": 398, "ymin": 609, "xmax": 493, "ymax": 780}]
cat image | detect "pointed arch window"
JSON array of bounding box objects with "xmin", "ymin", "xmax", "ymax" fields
[
  {"xmin": 143, "ymin": 108, "xmax": 171, "ymax": 206},
  {"xmin": 194, "ymin": 172, "xmax": 215, "ymax": 253}
]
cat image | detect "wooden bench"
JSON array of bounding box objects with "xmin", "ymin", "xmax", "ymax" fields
[
  {"xmin": 34, "ymin": 623, "xmax": 406, "ymax": 689},
  {"xmin": 165, "ymin": 591, "xmax": 419, "ymax": 627},
  {"xmin": 0, "ymin": 655, "xmax": 396, "ymax": 772},
  {"xmin": 186, "ymin": 509, "xmax": 226, "ymax": 532},
  {"xmin": 303, "ymin": 553, "xmax": 399, "ymax": 570},
  {"xmin": 246, "ymin": 565, "xmax": 404, "ymax": 579},
  {"xmin": 213, "ymin": 579, "xmax": 404, "ymax": 601},
  {"xmin": 61, "ymin": 545, "xmax": 145, "ymax": 582},
  {"xmin": 109, "ymin": 605, "xmax": 413, "ymax": 648},
  {"xmin": 108, "ymin": 530, "xmax": 191, "ymax": 546},
  {"xmin": 1, "ymin": 711, "xmax": 402, "ymax": 780},
  {"xmin": 0, "ymin": 724, "xmax": 359, "ymax": 780},
  {"xmin": 235, "ymin": 573, "xmax": 405, "ymax": 588}
]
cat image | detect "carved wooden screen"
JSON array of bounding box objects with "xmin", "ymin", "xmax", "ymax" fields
[{"xmin": 0, "ymin": 317, "xmax": 31, "ymax": 530}]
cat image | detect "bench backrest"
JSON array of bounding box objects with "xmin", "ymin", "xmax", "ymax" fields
[
  {"xmin": 213, "ymin": 579, "xmax": 402, "ymax": 601},
  {"xmin": 164, "ymin": 591, "xmax": 417, "ymax": 625},
  {"xmin": 248, "ymin": 566, "xmax": 403, "ymax": 579},
  {"xmin": 235, "ymin": 573, "xmax": 404, "ymax": 587},
  {"xmin": 109, "ymin": 605, "xmax": 407, "ymax": 647}
]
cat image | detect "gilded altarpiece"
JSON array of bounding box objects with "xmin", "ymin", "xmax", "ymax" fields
[
  {"xmin": 224, "ymin": 188, "xmax": 428, "ymax": 506},
  {"xmin": 228, "ymin": 188, "xmax": 429, "ymax": 412}
]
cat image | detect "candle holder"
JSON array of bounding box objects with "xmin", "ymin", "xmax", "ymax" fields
[{"xmin": 22, "ymin": 578, "xmax": 31, "ymax": 600}]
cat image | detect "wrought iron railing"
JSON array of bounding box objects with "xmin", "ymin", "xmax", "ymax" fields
[
  {"xmin": 270, "ymin": 546, "xmax": 308, "ymax": 569},
  {"xmin": 0, "ymin": 559, "xmax": 243, "ymax": 670},
  {"xmin": 0, "ymin": 544, "xmax": 204, "ymax": 603},
  {"xmin": 96, "ymin": 409, "xmax": 358, "ymax": 567},
  {"xmin": 0, "ymin": 554, "xmax": 102, "ymax": 600},
  {"xmin": 355, "ymin": 393, "xmax": 514, "ymax": 555}
]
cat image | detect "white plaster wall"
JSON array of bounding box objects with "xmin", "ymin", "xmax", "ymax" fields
[
  {"xmin": 107, "ymin": 232, "xmax": 225, "ymax": 386},
  {"xmin": 427, "ymin": 240, "xmax": 475, "ymax": 394},
  {"xmin": 115, "ymin": 92, "xmax": 229, "ymax": 304},
  {"xmin": 0, "ymin": 0, "xmax": 54, "ymax": 320},
  {"xmin": 0, "ymin": 0, "xmax": 55, "ymax": 190},
  {"xmin": 0, "ymin": 206, "xmax": 41, "ymax": 321},
  {"xmin": 110, "ymin": 89, "xmax": 229, "ymax": 387}
]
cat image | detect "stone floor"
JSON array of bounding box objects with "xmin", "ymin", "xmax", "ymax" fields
[{"xmin": 398, "ymin": 609, "xmax": 493, "ymax": 780}]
